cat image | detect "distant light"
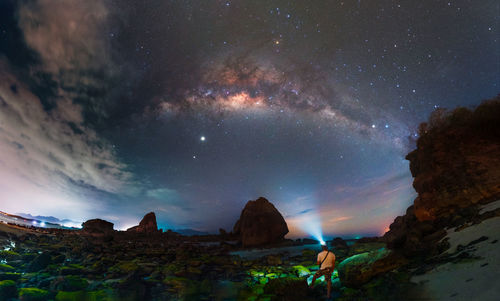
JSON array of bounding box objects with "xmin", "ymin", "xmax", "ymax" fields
[
  {"xmin": 32, "ymin": 221, "xmax": 37, "ymax": 225},
  {"xmin": 385, "ymin": 124, "xmax": 389, "ymax": 128},
  {"xmin": 371, "ymin": 124, "xmax": 376, "ymax": 128},
  {"xmin": 40, "ymin": 222, "xmax": 46, "ymax": 227},
  {"xmin": 200, "ymin": 136, "xmax": 206, "ymax": 141},
  {"xmin": 320, "ymin": 239, "xmax": 326, "ymax": 246}
]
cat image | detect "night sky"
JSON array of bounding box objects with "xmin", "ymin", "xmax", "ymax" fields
[{"xmin": 0, "ymin": 1, "xmax": 498, "ymax": 237}]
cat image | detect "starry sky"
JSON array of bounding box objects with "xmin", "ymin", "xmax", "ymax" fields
[{"xmin": 0, "ymin": 0, "xmax": 498, "ymax": 237}]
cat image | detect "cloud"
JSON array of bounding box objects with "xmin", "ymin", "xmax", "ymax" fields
[
  {"xmin": 0, "ymin": 60, "xmax": 133, "ymax": 219},
  {"xmin": 18, "ymin": 0, "xmax": 111, "ymax": 74}
]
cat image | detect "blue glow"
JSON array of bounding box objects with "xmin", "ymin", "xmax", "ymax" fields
[{"xmin": 297, "ymin": 210, "xmax": 325, "ymax": 244}]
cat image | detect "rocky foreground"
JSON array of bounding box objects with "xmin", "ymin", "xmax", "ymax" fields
[{"xmin": 0, "ymin": 98, "xmax": 499, "ymax": 300}]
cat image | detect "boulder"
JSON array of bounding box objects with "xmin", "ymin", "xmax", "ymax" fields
[
  {"xmin": 233, "ymin": 197, "xmax": 288, "ymax": 247},
  {"xmin": 126, "ymin": 212, "xmax": 158, "ymax": 233},
  {"xmin": 81, "ymin": 219, "xmax": 114, "ymax": 235},
  {"xmin": 337, "ymin": 248, "xmax": 407, "ymax": 288}
]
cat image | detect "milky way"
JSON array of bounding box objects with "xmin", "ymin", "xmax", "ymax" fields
[{"xmin": 0, "ymin": 0, "xmax": 498, "ymax": 237}]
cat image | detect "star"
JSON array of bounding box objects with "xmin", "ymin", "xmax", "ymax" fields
[{"xmin": 200, "ymin": 136, "xmax": 206, "ymax": 141}]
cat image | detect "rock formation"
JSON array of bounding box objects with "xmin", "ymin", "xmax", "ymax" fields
[
  {"xmin": 126, "ymin": 212, "xmax": 158, "ymax": 233},
  {"xmin": 81, "ymin": 219, "xmax": 114, "ymax": 235},
  {"xmin": 337, "ymin": 248, "xmax": 408, "ymax": 288},
  {"xmin": 384, "ymin": 97, "xmax": 500, "ymax": 256},
  {"xmin": 233, "ymin": 197, "xmax": 289, "ymax": 247},
  {"xmin": 408, "ymin": 98, "xmax": 500, "ymax": 221}
]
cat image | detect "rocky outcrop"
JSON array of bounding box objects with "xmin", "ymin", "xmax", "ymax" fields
[
  {"xmin": 81, "ymin": 219, "xmax": 114, "ymax": 235},
  {"xmin": 233, "ymin": 197, "xmax": 289, "ymax": 247},
  {"xmin": 407, "ymin": 98, "xmax": 500, "ymax": 221},
  {"xmin": 384, "ymin": 98, "xmax": 500, "ymax": 256},
  {"xmin": 126, "ymin": 212, "xmax": 158, "ymax": 233},
  {"xmin": 337, "ymin": 248, "xmax": 408, "ymax": 288}
]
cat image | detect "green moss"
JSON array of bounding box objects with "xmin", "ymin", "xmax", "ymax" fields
[
  {"xmin": 21, "ymin": 253, "xmax": 37, "ymax": 261},
  {"xmin": 0, "ymin": 272, "xmax": 22, "ymax": 281},
  {"xmin": 249, "ymin": 269, "xmax": 265, "ymax": 278},
  {"xmin": 0, "ymin": 250, "xmax": 20, "ymax": 261},
  {"xmin": 111, "ymin": 261, "xmax": 139, "ymax": 274},
  {"xmin": 0, "ymin": 264, "xmax": 15, "ymax": 271},
  {"xmin": 292, "ymin": 265, "xmax": 311, "ymax": 277},
  {"xmin": 55, "ymin": 290, "xmax": 115, "ymax": 301},
  {"xmin": 18, "ymin": 287, "xmax": 50, "ymax": 301},
  {"xmin": 0, "ymin": 280, "xmax": 17, "ymax": 299},
  {"xmin": 60, "ymin": 275, "xmax": 88, "ymax": 291},
  {"xmin": 59, "ymin": 264, "xmax": 84, "ymax": 275}
]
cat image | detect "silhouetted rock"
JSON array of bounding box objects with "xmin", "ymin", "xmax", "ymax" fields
[
  {"xmin": 126, "ymin": 212, "xmax": 158, "ymax": 233},
  {"xmin": 233, "ymin": 197, "xmax": 289, "ymax": 247},
  {"xmin": 81, "ymin": 219, "xmax": 114, "ymax": 235}
]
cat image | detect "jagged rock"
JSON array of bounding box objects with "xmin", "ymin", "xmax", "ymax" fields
[
  {"xmin": 126, "ymin": 212, "xmax": 158, "ymax": 233},
  {"xmin": 337, "ymin": 248, "xmax": 407, "ymax": 288},
  {"xmin": 233, "ymin": 197, "xmax": 288, "ymax": 247},
  {"xmin": 384, "ymin": 98, "xmax": 500, "ymax": 257},
  {"xmin": 407, "ymin": 98, "xmax": 500, "ymax": 221},
  {"xmin": 81, "ymin": 219, "xmax": 114, "ymax": 235}
]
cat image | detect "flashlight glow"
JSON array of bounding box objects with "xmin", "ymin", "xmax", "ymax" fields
[{"xmin": 295, "ymin": 210, "xmax": 325, "ymax": 245}]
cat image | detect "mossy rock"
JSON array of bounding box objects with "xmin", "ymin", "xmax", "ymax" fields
[
  {"xmin": 22, "ymin": 253, "xmax": 38, "ymax": 262},
  {"xmin": 0, "ymin": 279, "xmax": 17, "ymax": 300},
  {"xmin": 292, "ymin": 265, "xmax": 311, "ymax": 277},
  {"xmin": 59, "ymin": 275, "xmax": 89, "ymax": 291},
  {"xmin": 52, "ymin": 254, "xmax": 66, "ymax": 264},
  {"xmin": 0, "ymin": 264, "xmax": 15, "ymax": 272},
  {"xmin": 298, "ymin": 260, "xmax": 314, "ymax": 267},
  {"xmin": 263, "ymin": 278, "xmax": 312, "ymax": 301},
  {"xmin": 249, "ymin": 269, "xmax": 265, "ymax": 278},
  {"xmin": 301, "ymin": 249, "xmax": 316, "ymax": 258},
  {"xmin": 0, "ymin": 250, "xmax": 21, "ymax": 261},
  {"xmin": 18, "ymin": 287, "xmax": 50, "ymax": 301},
  {"xmin": 0, "ymin": 272, "xmax": 22, "ymax": 281},
  {"xmin": 59, "ymin": 264, "xmax": 84, "ymax": 275},
  {"xmin": 55, "ymin": 289, "xmax": 116, "ymax": 301},
  {"xmin": 111, "ymin": 261, "xmax": 139, "ymax": 274},
  {"xmin": 27, "ymin": 253, "xmax": 52, "ymax": 272}
]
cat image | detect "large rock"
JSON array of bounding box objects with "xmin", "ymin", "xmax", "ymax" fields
[
  {"xmin": 384, "ymin": 98, "xmax": 500, "ymax": 257},
  {"xmin": 81, "ymin": 219, "xmax": 114, "ymax": 235},
  {"xmin": 233, "ymin": 197, "xmax": 288, "ymax": 247},
  {"xmin": 337, "ymin": 248, "xmax": 407, "ymax": 288},
  {"xmin": 407, "ymin": 98, "xmax": 500, "ymax": 221},
  {"xmin": 126, "ymin": 212, "xmax": 158, "ymax": 233}
]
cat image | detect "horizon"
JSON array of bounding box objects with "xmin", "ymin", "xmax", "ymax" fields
[{"xmin": 0, "ymin": 1, "xmax": 498, "ymax": 238}]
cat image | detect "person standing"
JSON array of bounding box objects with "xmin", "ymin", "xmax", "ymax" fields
[{"xmin": 309, "ymin": 244, "xmax": 336, "ymax": 299}]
